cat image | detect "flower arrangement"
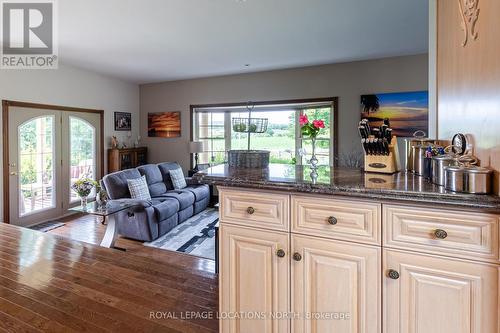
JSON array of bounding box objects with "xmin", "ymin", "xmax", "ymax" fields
[
  {"xmin": 71, "ymin": 178, "xmax": 97, "ymax": 198},
  {"xmin": 299, "ymin": 114, "xmax": 325, "ymax": 138}
]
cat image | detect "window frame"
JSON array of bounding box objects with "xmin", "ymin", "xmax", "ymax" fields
[{"xmin": 190, "ymin": 98, "xmax": 338, "ymax": 168}]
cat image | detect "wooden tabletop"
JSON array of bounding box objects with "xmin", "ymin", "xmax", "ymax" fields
[{"xmin": 0, "ymin": 223, "xmax": 219, "ymax": 333}]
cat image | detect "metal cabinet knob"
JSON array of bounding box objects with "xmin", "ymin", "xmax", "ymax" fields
[
  {"xmin": 276, "ymin": 249, "xmax": 286, "ymax": 258},
  {"xmin": 246, "ymin": 207, "xmax": 255, "ymax": 215},
  {"xmin": 328, "ymin": 216, "xmax": 338, "ymax": 225},
  {"xmin": 387, "ymin": 269, "xmax": 400, "ymax": 280},
  {"xmin": 293, "ymin": 252, "xmax": 302, "ymax": 261},
  {"xmin": 434, "ymin": 229, "xmax": 448, "ymax": 239}
]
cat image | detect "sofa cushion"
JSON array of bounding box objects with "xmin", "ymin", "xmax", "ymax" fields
[
  {"xmin": 154, "ymin": 190, "xmax": 195, "ymax": 210},
  {"xmin": 158, "ymin": 162, "xmax": 182, "ymax": 190},
  {"xmin": 184, "ymin": 184, "xmax": 209, "ymax": 202},
  {"xmin": 169, "ymin": 167, "xmax": 187, "ymax": 189},
  {"xmin": 151, "ymin": 198, "xmax": 179, "ymax": 221},
  {"xmin": 137, "ymin": 164, "xmax": 167, "ymax": 196},
  {"xmin": 103, "ymin": 168, "xmax": 142, "ymax": 200},
  {"xmin": 127, "ymin": 175, "xmax": 151, "ymax": 200}
]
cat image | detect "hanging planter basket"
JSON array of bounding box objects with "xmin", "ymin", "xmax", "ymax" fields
[{"xmin": 232, "ymin": 118, "xmax": 268, "ymax": 133}]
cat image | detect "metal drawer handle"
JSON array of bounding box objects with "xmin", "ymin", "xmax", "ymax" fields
[
  {"xmin": 328, "ymin": 216, "xmax": 338, "ymax": 225},
  {"xmin": 276, "ymin": 249, "xmax": 285, "ymax": 258},
  {"xmin": 434, "ymin": 229, "xmax": 448, "ymax": 239},
  {"xmin": 246, "ymin": 207, "xmax": 255, "ymax": 215},
  {"xmin": 293, "ymin": 252, "xmax": 302, "ymax": 262},
  {"xmin": 387, "ymin": 269, "xmax": 400, "ymax": 280}
]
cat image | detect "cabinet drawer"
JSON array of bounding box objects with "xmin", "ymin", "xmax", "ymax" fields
[
  {"xmin": 220, "ymin": 188, "xmax": 289, "ymax": 231},
  {"xmin": 291, "ymin": 195, "xmax": 381, "ymax": 245},
  {"xmin": 384, "ymin": 205, "xmax": 499, "ymax": 263}
]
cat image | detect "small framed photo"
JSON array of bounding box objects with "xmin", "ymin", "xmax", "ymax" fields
[{"xmin": 114, "ymin": 112, "xmax": 132, "ymax": 131}]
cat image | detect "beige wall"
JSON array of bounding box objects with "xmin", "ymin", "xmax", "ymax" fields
[
  {"xmin": 0, "ymin": 63, "xmax": 140, "ymax": 221},
  {"xmin": 140, "ymin": 54, "xmax": 429, "ymax": 171}
]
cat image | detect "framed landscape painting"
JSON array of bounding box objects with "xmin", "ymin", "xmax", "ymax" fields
[
  {"xmin": 148, "ymin": 112, "xmax": 181, "ymax": 138},
  {"xmin": 360, "ymin": 91, "xmax": 429, "ymax": 137}
]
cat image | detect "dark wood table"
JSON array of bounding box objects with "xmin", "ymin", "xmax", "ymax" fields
[{"xmin": 0, "ymin": 223, "xmax": 218, "ymax": 332}]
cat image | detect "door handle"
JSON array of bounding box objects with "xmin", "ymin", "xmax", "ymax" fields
[{"xmin": 10, "ymin": 171, "xmax": 18, "ymax": 176}]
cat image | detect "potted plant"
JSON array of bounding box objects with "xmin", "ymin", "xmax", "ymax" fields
[{"xmin": 71, "ymin": 178, "xmax": 97, "ymax": 209}]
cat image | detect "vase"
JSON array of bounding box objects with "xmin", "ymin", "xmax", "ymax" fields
[
  {"xmin": 80, "ymin": 196, "xmax": 88, "ymax": 209},
  {"xmin": 309, "ymin": 137, "xmax": 319, "ymax": 182},
  {"xmin": 96, "ymin": 189, "xmax": 108, "ymax": 208}
]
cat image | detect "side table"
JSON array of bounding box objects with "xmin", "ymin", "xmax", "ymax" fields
[{"xmin": 70, "ymin": 202, "xmax": 133, "ymax": 250}]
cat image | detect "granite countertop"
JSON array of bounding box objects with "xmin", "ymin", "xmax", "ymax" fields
[{"xmin": 193, "ymin": 164, "xmax": 500, "ymax": 212}]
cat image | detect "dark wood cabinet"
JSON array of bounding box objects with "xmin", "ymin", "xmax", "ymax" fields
[{"xmin": 107, "ymin": 147, "xmax": 148, "ymax": 174}]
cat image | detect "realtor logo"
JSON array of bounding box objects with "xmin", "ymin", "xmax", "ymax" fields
[{"xmin": 1, "ymin": 0, "xmax": 58, "ymax": 69}]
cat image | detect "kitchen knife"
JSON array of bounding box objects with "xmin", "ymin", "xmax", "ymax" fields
[
  {"xmin": 361, "ymin": 119, "xmax": 371, "ymax": 136},
  {"xmin": 386, "ymin": 128, "xmax": 393, "ymax": 143},
  {"xmin": 383, "ymin": 118, "xmax": 390, "ymax": 128},
  {"xmin": 382, "ymin": 138, "xmax": 389, "ymax": 155},
  {"xmin": 358, "ymin": 126, "xmax": 367, "ymax": 139},
  {"xmin": 361, "ymin": 138, "xmax": 368, "ymax": 155}
]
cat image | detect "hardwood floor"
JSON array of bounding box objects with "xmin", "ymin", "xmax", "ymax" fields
[
  {"xmin": 49, "ymin": 213, "xmax": 216, "ymax": 273},
  {"xmin": 0, "ymin": 218, "xmax": 219, "ymax": 333}
]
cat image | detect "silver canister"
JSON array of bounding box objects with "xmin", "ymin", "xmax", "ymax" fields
[
  {"xmin": 431, "ymin": 155, "xmax": 457, "ymax": 186},
  {"xmin": 411, "ymin": 144, "xmax": 429, "ymax": 176},
  {"xmin": 462, "ymin": 166, "xmax": 492, "ymax": 194},
  {"xmin": 444, "ymin": 165, "xmax": 465, "ymax": 192}
]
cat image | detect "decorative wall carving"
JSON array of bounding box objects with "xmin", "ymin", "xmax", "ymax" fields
[{"xmin": 458, "ymin": 0, "xmax": 480, "ymax": 46}]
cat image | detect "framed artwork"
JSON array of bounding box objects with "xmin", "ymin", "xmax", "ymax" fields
[
  {"xmin": 148, "ymin": 111, "xmax": 181, "ymax": 138},
  {"xmin": 360, "ymin": 91, "xmax": 429, "ymax": 137},
  {"xmin": 114, "ymin": 112, "xmax": 132, "ymax": 131}
]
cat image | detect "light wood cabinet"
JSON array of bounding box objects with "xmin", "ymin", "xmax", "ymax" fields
[
  {"xmin": 383, "ymin": 249, "xmax": 499, "ymax": 333},
  {"xmin": 218, "ymin": 188, "xmax": 500, "ymax": 333},
  {"xmin": 220, "ymin": 224, "xmax": 290, "ymax": 333},
  {"xmin": 220, "ymin": 187, "xmax": 289, "ymax": 232},
  {"xmin": 384, "ymin": 205, "xmax": 499, "ymax": 263},
  {"xmin": 292, "ymin": 195, "xmax": 381, "ymax": 245},
  {"xmin": 292, "ymin": 234, "xmax": 380, "ymax": 333}
]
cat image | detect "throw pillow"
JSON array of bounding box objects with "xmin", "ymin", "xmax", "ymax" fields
[
  {"xmin": 169, "ymin": 168, "xmax": 187, "ymax": 189},
  {"xmin": 127, "ymin": 175, "xmax": 151, "ymax": 200}
]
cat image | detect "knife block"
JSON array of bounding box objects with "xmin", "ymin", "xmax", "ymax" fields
[{"xmin": 364, "ymin": 136, "xmax": 401, "ymax": 174}]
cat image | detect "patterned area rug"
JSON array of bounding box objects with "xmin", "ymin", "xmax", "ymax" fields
[
  {"xmin": 29, "ymin": 221, "xmax": 65, "ymax": 233},
  {"xmin": 144, "ymin": 208, "xmax": 218, "ymax": 260}
]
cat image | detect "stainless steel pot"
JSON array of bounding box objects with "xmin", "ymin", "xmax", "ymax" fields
[
  {"xmin": 431, "ymin": 155, "xmax": 457, "ymax": 186},
  {"xmin": 444, "ymin": 165, "xmax": 465, "ymax": 192},
  {"xmin": 444, "ymin": 155, "xmax": 492, "ymax": 194},
  {"xmin": 462, "ymin": 166, "xmax": 492, "ymax": 194}
]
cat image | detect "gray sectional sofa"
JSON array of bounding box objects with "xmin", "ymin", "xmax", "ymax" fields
[{"xmin": 102, "ymin": 162, "xmax": 210, "ymax": 242}]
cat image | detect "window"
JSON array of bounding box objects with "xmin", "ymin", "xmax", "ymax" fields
[
  {"xmin": 192, "ymin": 99, "xmax": 337, "ymax": 167},
  {"xmin": 193, "ymin": 112, "xmax": 226, "ymax": 164}
]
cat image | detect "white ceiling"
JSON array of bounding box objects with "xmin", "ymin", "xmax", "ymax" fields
[{"xmin": 58, "ymin": 0, "xmax": 429, "ymax": 84}]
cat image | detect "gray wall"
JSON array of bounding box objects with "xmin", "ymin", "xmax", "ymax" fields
[
  {"xmin": 0, "ymin": 63, "xmax": 140, "ymax": 222},
  {"xmin": 140, "ymin": 54, "xmax": 429, "ymax": 171}
]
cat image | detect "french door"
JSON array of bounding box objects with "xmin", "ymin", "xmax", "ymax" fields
[{"xmin": 8, "ymin": 107, "xmax": 102, "ymax": 227}]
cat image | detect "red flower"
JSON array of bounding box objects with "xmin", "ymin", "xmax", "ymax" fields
[
  {"xmin": 312, "ymin": 120, "xmax": 325, "ymax": 129},
  {"xmin": 299, "ymin": 114, "xmax": 309, "ymax": 126}
]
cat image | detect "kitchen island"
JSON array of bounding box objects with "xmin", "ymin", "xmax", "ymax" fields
[{"xmin": 194, "ymin": 164, "xmax": 500, "ymax": 333}]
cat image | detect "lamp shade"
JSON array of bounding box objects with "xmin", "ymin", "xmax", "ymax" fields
[{"xmin": 189, "ymin": 141, "xmax": 204, "ymax": 153}]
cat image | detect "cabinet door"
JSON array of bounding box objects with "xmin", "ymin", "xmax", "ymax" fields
[
  {"xmin": 220, "ymin": 224, "xmax": 290, "ymax": 333},
  {"xmin": 292, "ymin": 234, "xmax": 381, "ymax": 333},
  {"xmin": 384, "ymin": 249, "xmax": 499, "ymax": 333}
]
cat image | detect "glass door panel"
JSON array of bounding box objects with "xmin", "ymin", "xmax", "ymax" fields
[
  {"xmin": 69, "ymin": 116, "xmax": 96, "ymax": 203},
  {"xmin": 18, "ymin": 116, "xmax": 55, "ymax": 216}
]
